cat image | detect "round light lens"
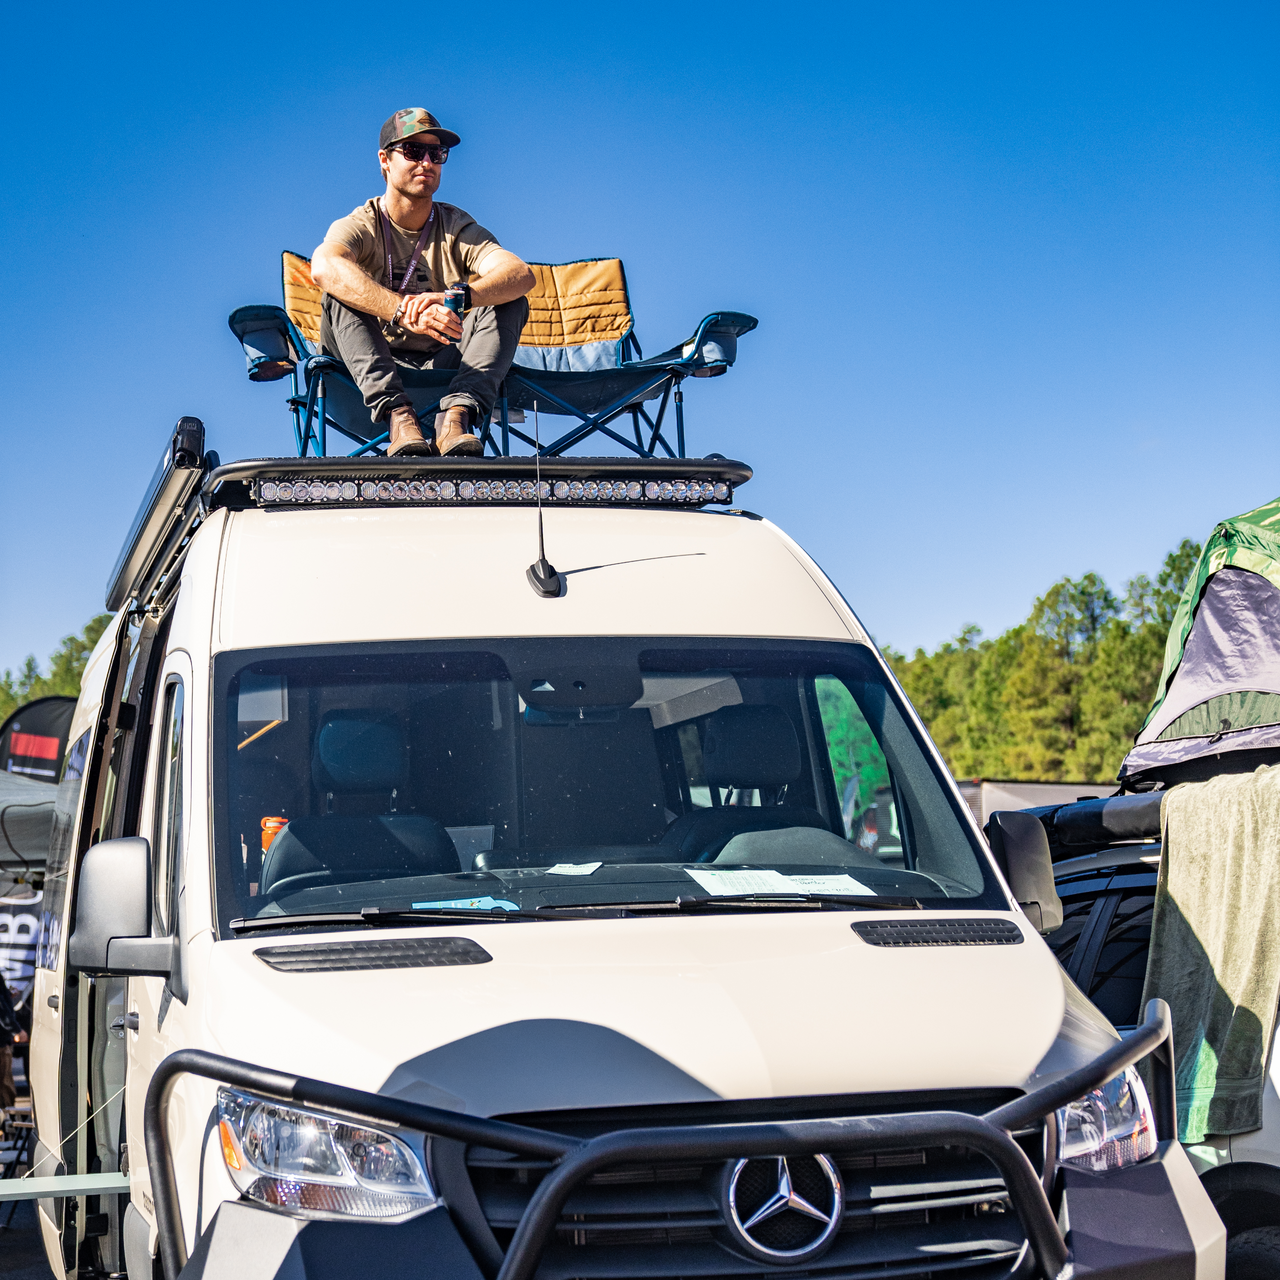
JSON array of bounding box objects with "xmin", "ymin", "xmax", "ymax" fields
[
  {"xmin": 553, "ymin": 480, "xmax": 569, "ymax": 499},
  {"xmin": 408, "ymin": 480, "xmax": 424, "ymax": 500},
  {"xmin": 340, "ymin": 481, "xmax": 358, "ymax": 501},
  {"xmin": 424, "ymin": 481, "xmax": 440, "ymax": 499},
  {"xmin": 360, "ymin": 481, "xmax": 377, "ymax": 499},
  {"xmin": 322, "ymin": 482, "xmax": 338, "ymax": 501},
  {"xmin": 458, "ymin": 480, "xmax": 475, "ymax": 499},
  {"xmin": 568, "ymin": 481, "xmax": 583, "ymax": 499},
  {"xmin": 309, "ymin": 482, "xmax": 325, "ymax": 501},
  {"xmin": 659, "ymin": 481, "xmax": 674, "ymax": 500},
  {"xmin": 626, "ymin": 480, "xmax": 642, "ymax": 500},
  {"xmin": 714, "ymin": 482, "xmax": 730, "ymax": 501},
  {"xmin": 259, "ymin": 482, "xmax": 278, "ymax": 502},
  {"xmin": 376, "ymin": 481, "xmax": 393, "ymax": 500},
  {"xmin": 391, "ymin": 481, "xmax": 409, "ymax": 500},
  {"xmin": 644, "ymin": 481, "xmax": 659, "ymax": 499},
  {"xmin": 440, "ymin": 481, "xmax": 456, "ymax": 499},
  {"xmin": 519, "ymin": 480, "xmax": 535, "ymax": 500},
  {"xmin": 673, "ymin": 481, "xmax": 688, "ymax": 500},
  {"xmin": 505, "ymin": 480, "xmax": 520, "ymax": 499},
  {"xmin": 474, "ymin": 480, "xmax": 490, "ymax": 499}
]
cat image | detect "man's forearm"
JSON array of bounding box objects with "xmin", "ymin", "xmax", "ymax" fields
[
  {"xmin": 312, "ymin": 250, "xmax": 401, "ymax": 321},
  {"xmin": 470, "ymin": 255, "xmax": 536, "ymax": 307}
]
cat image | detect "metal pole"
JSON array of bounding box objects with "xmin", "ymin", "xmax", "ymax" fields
[{"xmin": 674, "ymin": 380, "xmax": 686, "ymax": 457}]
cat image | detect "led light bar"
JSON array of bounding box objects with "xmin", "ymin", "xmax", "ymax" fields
[{"xmin": 252, "ymin": 476, "xmax": 733, "ymax": 507}]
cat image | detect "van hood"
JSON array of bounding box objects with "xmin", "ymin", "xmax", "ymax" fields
[{"xmin": 205, "ymin": 911, "xmax": 1075, "ymax": 1117}]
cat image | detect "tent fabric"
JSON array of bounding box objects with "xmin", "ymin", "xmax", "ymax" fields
[{"xmin": 1122, "ymin": 497, "xmax": 1280, "ymax": 780}]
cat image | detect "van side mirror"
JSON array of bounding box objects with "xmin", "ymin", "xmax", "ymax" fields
[
  {"xmin": 984, "ymin": 811, "xmax": 1063, "ymax": 935},
  {"xmin": 67, "ymin": 837, "xmax": 174, "ymax": 976}
]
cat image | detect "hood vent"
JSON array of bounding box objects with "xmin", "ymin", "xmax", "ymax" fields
[
  {"xmin": 254, "ymin": 935, "xmax": 493, "ymax": 972},
  {"xmin": 851, "ymin": 919, "xmax": 1024, "ymax": 947}
]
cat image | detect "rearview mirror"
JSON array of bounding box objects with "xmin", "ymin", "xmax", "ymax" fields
[
  {"xmin": 67, "ymin": 837, "xmax": 174, "ymax": 976},
  {"xmin": 984, "ymin": 811, "xmax": 1063, "ymax": 935}
]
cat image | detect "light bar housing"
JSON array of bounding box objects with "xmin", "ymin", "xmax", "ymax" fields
[{"xmin": 203, "ymin": 456, "xmax": 752, "ymax": 513}]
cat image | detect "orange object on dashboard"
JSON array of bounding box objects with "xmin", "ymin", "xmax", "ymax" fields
[{"xmin": 260, "ymin": 816, "xmax": 287, "ymax": 852}]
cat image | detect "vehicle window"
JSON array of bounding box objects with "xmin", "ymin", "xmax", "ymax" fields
[
  {"xmin": 212, "ymin": 640, "xmax": 1001, "ymax": 933},
  {"xmin": 815, "ymin": 676, "xmax": 902, "ymax": 867},
  {"xmin": 152, "ymin": 681, "xmax": 184, "ymax": 935},
  {"xmin": 38, "ymin": 730, "xmax": 90, "ymax": 970}
]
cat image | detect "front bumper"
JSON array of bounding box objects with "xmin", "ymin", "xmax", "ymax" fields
[{"xmin": 150, "ymin": 1000, "xmax": 1225, "ymax": 1280}]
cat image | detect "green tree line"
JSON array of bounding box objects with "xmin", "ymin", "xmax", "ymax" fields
[
  {"xmin": 884, "ymin": 540, "xmax": 1201, "ymax": 783},
  {"xmin": 0, "ymin": 614, "xmax": 114, "ymax": 726}
]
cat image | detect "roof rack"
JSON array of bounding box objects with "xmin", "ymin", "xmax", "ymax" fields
[{"xmin": 106, "ymin": 430, "xmax": 752, "ymax": 612}]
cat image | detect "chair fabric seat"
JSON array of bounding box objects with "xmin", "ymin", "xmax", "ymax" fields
[{"xmin": 260, "ymin": 814, "xmax": 461, "ymax": 898}]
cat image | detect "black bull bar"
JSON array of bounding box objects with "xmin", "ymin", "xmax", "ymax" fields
[{"xmin": 145, "ymin": 999, "xmax": 1175, "ymax": 1280}]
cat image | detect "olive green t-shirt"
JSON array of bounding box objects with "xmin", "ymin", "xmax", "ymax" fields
[{"xmin": 322, "ymin": 198, "xmax": 503, "ymax": 351}]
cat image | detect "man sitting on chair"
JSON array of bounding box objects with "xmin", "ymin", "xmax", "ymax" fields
[{"xmin": 311, "ymin": 108, "xmax": 535, "ymax": 457}]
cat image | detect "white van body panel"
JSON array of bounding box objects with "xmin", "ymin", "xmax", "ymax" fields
[
  {"xmin": 213, "ymin": 508, "xmax": 861, "ymax": 651},
  {"xmin": 201, "ymin": 911, "xmax": 1061, "ymax": 1109}
]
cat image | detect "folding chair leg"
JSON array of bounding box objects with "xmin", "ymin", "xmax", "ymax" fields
[
  {"xmin": 317, "ymin": 376, "xmax": 328, "ymax": 457},
  {"xmin": 499, "ymin": 382, "xmax": 510, "ymax": 456},
  {"xmin": 674, "ymin": 380, "xmax": 686, "ymax": 457},
  {"xmin": 289, "ymin": 371, "xmax": 304, "ymax": 456}
]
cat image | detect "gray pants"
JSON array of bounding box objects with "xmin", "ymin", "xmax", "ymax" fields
[{"xmin": 320, "ymin": 293, "xmax": 530, "ymax": 425}]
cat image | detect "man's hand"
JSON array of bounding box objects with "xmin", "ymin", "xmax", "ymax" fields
[{"xmin": 399, "ymin": 293, "xmax": 463, "ymax": 342}]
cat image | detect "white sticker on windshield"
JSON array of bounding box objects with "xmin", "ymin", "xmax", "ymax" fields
[
  {"xmin": 546, "ymin": 862, "xmax": 603, "ymax": 876},
  {"xmin": 781, "ymin": 874, "xmax": 876, "ymax": 896},
  {"xmin": 684, "ymin": 868, "xmax": 798, "ymax": 895},
  {"xmin": 412, "ymin": 896, "xmax": 520, "ymax": 912}
]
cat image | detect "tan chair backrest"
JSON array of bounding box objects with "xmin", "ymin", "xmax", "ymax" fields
[
  {"xmin": 280, "ymin": 252, "xmax": 633, "ymax": 356},
  {"xmin": 520, "ymin": 259, "xmax": 632, "ymax": 350},
  {"xmin": 283, "ymin": 251, "xmax": 323, "ymax": 351}
]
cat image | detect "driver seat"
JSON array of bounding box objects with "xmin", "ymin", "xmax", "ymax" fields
[
  {"xmin": 659, "ymin": 705, "xmax": 830, "ymax": 861},
  {"xmin": 260, "ymin": 714, "xmax": 459, "ymax": 898}
]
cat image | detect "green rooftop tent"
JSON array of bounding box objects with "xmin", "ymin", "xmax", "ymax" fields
[{"xmin": 1121, "ymin": 495, "xmax": 1280, "ymax": 784}]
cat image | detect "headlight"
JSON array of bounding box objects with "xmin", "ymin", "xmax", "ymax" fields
[
  {"xmin": 1056, "ymin": 1066, "xmax": 1157, "ymax": 1172},
  {"xmin": 217, "ymin": 1087, "xmax": 440, "ymax": 1220}
]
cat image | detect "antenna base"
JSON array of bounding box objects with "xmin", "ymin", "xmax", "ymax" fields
[{"xmin": 527, "ymin": 558, "xmax": 562, "ymax": 598}]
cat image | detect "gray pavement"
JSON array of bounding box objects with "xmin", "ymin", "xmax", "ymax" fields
[{"xmin": 0, "ymin": 1199, "xmax": 56, "ymax": 1280}]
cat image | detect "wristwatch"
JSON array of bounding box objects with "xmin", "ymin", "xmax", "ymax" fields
[{"xmin": 391, "ymin": 298, "xmax": 407, "ymax": 327}]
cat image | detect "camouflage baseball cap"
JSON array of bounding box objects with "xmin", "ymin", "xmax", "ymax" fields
[{"xmin": 379, "ymin": 108, "xmax": 461, "ymax": 152}]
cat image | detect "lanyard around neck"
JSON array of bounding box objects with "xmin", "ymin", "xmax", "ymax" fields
[{"xmin": 378, "ymin": 200, "xmax": 435, "ymax": 295}]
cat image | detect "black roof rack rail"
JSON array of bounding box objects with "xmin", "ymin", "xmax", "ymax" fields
[{"xmin": 106, "ymin": 418, "xmax": 219, "ymax": 612}]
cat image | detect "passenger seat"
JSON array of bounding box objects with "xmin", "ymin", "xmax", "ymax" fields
[{"xmin": 659, "ymin": 705, "xmax": 830, "ymax": 861}]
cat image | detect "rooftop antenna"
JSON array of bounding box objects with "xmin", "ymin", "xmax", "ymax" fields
[{"xmin": 526, "ymin": 400, "xmax": 562, "ymax": 598}]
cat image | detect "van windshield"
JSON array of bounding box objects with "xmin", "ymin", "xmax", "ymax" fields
[{"xmin": 211, "ymin": 639, "xmax": 1003, "ymax": 933}]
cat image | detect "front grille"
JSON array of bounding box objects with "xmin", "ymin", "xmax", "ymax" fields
[{"xmin": 463, "ymin": 1094, "xmax": 1042, "ymax": 1279}]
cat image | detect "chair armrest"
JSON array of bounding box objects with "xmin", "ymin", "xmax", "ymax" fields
[
  {"xmin": 624, "ymin": 312, "xmax": 759, "ymax": 376},
  {"xmin": 228, "ymin": 306, "xmax": 299, "ymax": 382}
]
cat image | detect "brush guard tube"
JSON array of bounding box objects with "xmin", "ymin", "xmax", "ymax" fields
[{"xmin": 145, "ymin": 1000, "xmax": 1176, "ymax": 1280}]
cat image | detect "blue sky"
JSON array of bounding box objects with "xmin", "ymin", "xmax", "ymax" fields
[{"xmin": 0, "ymin": 2, "xmax": 1276, "ymax": 673}]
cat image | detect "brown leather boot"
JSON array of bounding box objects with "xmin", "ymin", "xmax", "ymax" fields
[
  {"xmin": 387, "ymin": 405, "xmax": 434, "ymax": 457},
  {"xmin": 434, "ymin": 407, "xmax": 484, "ymax": 457}
]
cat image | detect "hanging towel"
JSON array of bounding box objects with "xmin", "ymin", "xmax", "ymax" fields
[{"xmin": 1141, "ymin": 765, "xmax": 1280, "ymax": 1143}]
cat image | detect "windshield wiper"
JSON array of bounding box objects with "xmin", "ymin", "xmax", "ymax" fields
[
  {"xmin": 539, "ymin": 893, "xmax": 922, "ymax": 915},
  {"xmin": 228, "ymin": 906, "xmax": 543, "ymax": 934}
]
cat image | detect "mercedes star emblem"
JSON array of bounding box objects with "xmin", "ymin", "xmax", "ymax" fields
[{"xmin": 723, "ymin": 1154, "xmax": 843, "ymax": 1262}]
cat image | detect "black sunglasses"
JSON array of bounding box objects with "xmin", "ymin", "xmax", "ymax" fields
[{"xmin": 394, "ymin": 140, "xmax": 449, "ymax": 164}]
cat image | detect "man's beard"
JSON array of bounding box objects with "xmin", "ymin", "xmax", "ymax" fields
[{"xmin": 391, "ymin": 172, "xmax": 435, "ymax": 201}]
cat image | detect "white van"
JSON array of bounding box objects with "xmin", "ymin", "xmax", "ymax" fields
[{"xmin": 29, "ymin": 426, "xmax": 1224, "ymax": 1280}]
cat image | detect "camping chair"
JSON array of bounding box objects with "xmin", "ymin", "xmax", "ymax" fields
[{"xmin": 229, "ymin": 255, "xmax": 756, "ymax": 458}]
